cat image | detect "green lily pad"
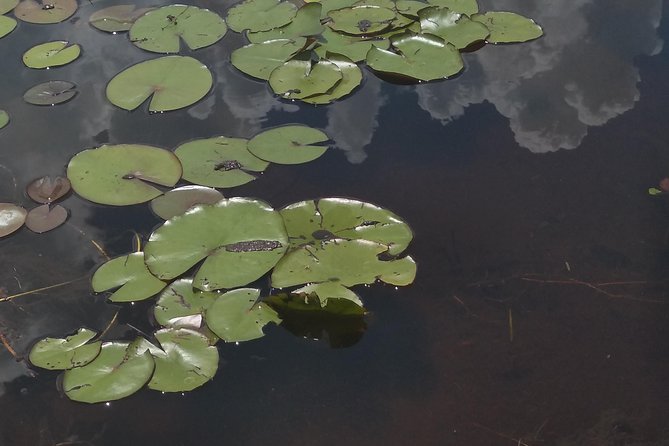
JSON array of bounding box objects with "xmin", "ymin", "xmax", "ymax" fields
[
  {"xmin": 147, "ymin": 328, "xmax": 218, "ymax": 392},
  {"xmin": 23, "ymin": 41, "xmax": 81, "ymax": 69},
  {"xmin": 266, "ymin": 285, "xmax": 365, "ymax": 315},
  {"xmin": 271, "ymin": 238, "xmax": 417, "ymax": 288},
  {"xmin": 366, "ymin": 30, "xmax": 463, "ymax": 81},
  {"xmin": 144, "ymin": 197, "xmax": 288, "ymax": 291},
  {"xmin": 175, "ymin": 136, "xmax": 269, "ymax": 188},
  {"xmin": 327, "ymin": 5, "xmax": 396, "ymax": 35},
  {"xmin": 205, "ymin": 288, "xmax": 281, "ymax": 342},
  {"xmin": 0, "ymin": 110, "xmax": 8, "ymax": 129},
  {"xmin": 428, "ymin": 0, "xmax": 478, "ymax": 15},
  {"xmin": 129, "ymin": 5, "xmax": 227, "ymax": 54},
  {"xmin": 0, "ymin": 0, "xmax": 18, "ymax": 14},
  {"xmin": 471, "ymin": 11, "xmax": 543, "ymax": 43},
  {"xmin": 92, "ymin": 252, "xmax": 166, "ymax": 302},
  {"xmin": 315, "ymin": 27, "xmax": 389, "ymax": 62},
  {"xmin": 150, "ymin": 185, "xmax": 223, "ymax": 220},
  {"xmin": 226, "ymin": 0, "xmax": 297, "ymax": 33},
  {"xmin": 231, "ymin": 38, "xmax": 308, "ymax": 80},
  {"xmin": 23, "ymin": 80, "xmax": 77, "ymax": 106},
  {"xmin": 300, "ymin": 53, "xmax": 362, "ymax": 104},
  {"xmin": 63, "ymin": 341, "xmax": 155, "ymax": 403},
  {"xmin": 0, "ymin": 15, "xmax": 16, "ymax": 38},
  {"xmin": 14, "ymin": 0, "xmax": 77, "ymax": 24},
  {"xmin": 0, "ymin": 203, "xmax": 27, "ymax": 237},
  {"xmin": 279, "ymin": 197, "xmax": 413, "ymax": 255},
  {"xmin": 28, "ymin": 328, "xmax": 101, "ymax": 370},
  {"xmin": 268, "ymin": 57, "xmax": 343, "ymax": 100},
  {"xmin": 319, "ymin": 0, "xmax": 356, "ymax": 18},
  {"xmin": 66, "ymin": 144, "xmax": 182, "ymax": 206},
  {"xmin": 247, "ymin": 3, "xmax": 323, "ymax": 43},
  {"xmin": 395, "ymin": 0, "xmax": 429, "ymax": 18},
  {"xmin": 153, "ymin": 278, "xmax": 219, "ymax": 327},
  {"xmin": 106, "ymin": 56, "xmax": 213, "ymax": 112},
  {"xmin": 247, "ymin": 125, "xmax": 329, "ymax": 165},
  {"xmin": 89, "ymin": 5, "xmax": 153, "ymax": 33},
  {"xmin": 418, "ymin": 6, "xmax": 489, "ymax": 49},
  {"xmin": 24, "ymin": 204, "xmax": 67, "ymax": 233}
]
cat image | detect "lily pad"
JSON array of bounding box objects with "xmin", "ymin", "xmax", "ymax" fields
[
  {"xmin": 153, "ymin": 278, "xmax": 219, "ymax": 327},
  {"xmin": 89, "ymin": 5, "xmax": 153, "ymax": 33},
  {"xmin": 205, "ymin": 288, "xmax": 281, "ymax": 342},
  {"xmin": 23, "ymin": 40, "xmax": 81, "ymax": 69},
  {"xmin": 23, "ymin": 80, "xmax": 77, "ymax": 106},
  {"xmin": 319, "ymin": 0, "xmax": 356, "ymax": 18},
  {"xmin": 129, "ymin": 5, "xmax": 227, "ymax": 54},
  {"xmin": 300, "ymin": 53, "xmax": 362, "ymax": 104},
  {"xmin": 0, "ymin": 203, "xmax": 27, "ymax": 237},
  {"xmin": 150, "ymin": 185, "xmax": 223, "ymax": 220},
  {"xmin": 26, "ymin": 175, "xmax": 70, "ymax": 204},
  {"xmin": 267, "ymin": 284, "xmax": 365, "ymax": 315},
  {"xmin": 226, "ymin": 0, "xmax": 297, "ymax": 33},
  {"xmin": 231, "ymin": 38, "xmax": 308, "ymax": 81},
  {"xmin": 366, "ymin": 31, "xmax": 463, "ymax": 81},
  {"xmin": 247, "ymin": 3, "xmax": 323, "ymax": 43},
  {"xmin": 106, "ymin": 56, "xmax": 213, "ymax": 112},
  {"xmin": 247, "ymin": 125, "xmax": 329, "ymax": 165},
  {"xmin": 175, "ymin": 136, "xmax": 269, "ymax": 188},
  {"xmin": 66, "ymin": 144, "xmax": 182, "ymax": 206},
  {"xmin": 0, "ymin": 110, "xmax": 8, "ymax": 129},
  {"xmin": 91, "ymin": 252, "xmax": 166, "ymax": 302},
  {"xmin": 395, "ymin": 0, "xmax": 429, "ymax": 18},
  {"xmin": 268, "ymin": 57, "xmax": 343, "ymax": 100},
  {"xmin": 271, "ymin": 238, "xmax": 417, "ymax": 288},
  {"xmin": 25, "ymin": 204, "xmax": 67, "ymax": 233},
  {"xmin": 28, "ymin": 328, "xmax": 101, "ymax": 370},
  {"xmin": 0, "ymin": 16, "xmax": 16, "ymax": 39},
  {"xmin": 0, "ymin": 0, "xmax": 18, "ymax": 14},
  {"xmin": 279, "ymin": 198, "xmax": 413, "ymax": 254},
  {"xmin": 428, "ymin": 0, "xmax": 478, "ymax": 15},
  {"xmin": 327, "ymin": 5, "xmax": 396, "ymax": 35},
  {"xmin": 63, "ymin": 341, "xmax": 155, "ymax": 403},
  {"xmin": 14, "ymin": 0, "xmax": 77, "ymax": 24},
  {"xmin": 471, "ymin": 11, "xmax": 543, "ymax": 43},
  {"xmin": 418, "ymin": 6, "xmax": 489, "ymax": 49},
  {"xmin": 147, "ymin": 328, "xmax": 218, "ymax": 392},
  {"xmin": 144, "ymin": 197, "xmax": 288, "ymax": 291},
  {"xmin": 315, "ymin": 27, "xmax": 389, "ymax": 62}
]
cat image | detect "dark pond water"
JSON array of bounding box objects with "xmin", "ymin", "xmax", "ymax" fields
[{"xmin": 2, "ymin": 0, "xmax": 669, "ymax": 444}]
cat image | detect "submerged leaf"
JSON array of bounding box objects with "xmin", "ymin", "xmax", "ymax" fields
[
  {"xmin": 129, "ymin": 5, "xmax": 227, "ymax": 53},
  {"xmin": 23, "ymin": 80, "xmax": 77, "ymax": 106},
  {"xmin": 25, "ymin": 204, "xmax": 67, "ymax": 233},
  {"xmin": 247, "ymin": 125, "xmax": 329, "ymax": 165},
  {"xmin": 231, "ymin": 38, "xmax": 308, "ymax": 80},
  {"xmin": 89, "ymin": 5, "xmax": 153, "ymax": 33},
  {"xmin": 0, "ymin": 15, "xmax": 17, "ymax": 39},
  {"xmin": 92, "ymin": 252, "xmax": 166, "ymax": 302},
  {"xmin": 67, "ymin": 144, "xmax": 182, "ymax": 206},
  {"xmin": 106, "ymin": 56, "xmax": 213, "ymax": 112},
  {"xmin": 26, "ymin": 175, "xmax": 71, "ymax": 204},
  {"xmin": 14, "ymin": 0, "xmax": 77, "ymax": 24},
  {"xmin": 268, "ymin": 57, "xmax": 343, "ymax": 100},
  {"xmin": 23, "ymin": 41, "xmax": 81, "ymax": 69},
  {"xmin": 0, "ymin": 203, "xmax": 27, "ymax": 237},
  {"xmin": 226, "ymin": 0, "xmax": 297, "ymax": 33},
  {"xmin": 471, "ymin": 11, "xmax": 543, "ymax": 43},
  {"xmin": 150, "ymin": 185, "xmax": 223, "ymax": 220},
  {"xmin": 0, "ymin": 110, "xmax": 8, "ymax": 129},
  {"xmin": 29, "ymin": 328, "xmax": 100, "ymax": 370},
  {"xmin": 205, "ymin": 288, "xmax": 281, "ymax": 342},
  {"xmin": 153, "ymin": 278, "xmax": 218, "ymax": 327}
]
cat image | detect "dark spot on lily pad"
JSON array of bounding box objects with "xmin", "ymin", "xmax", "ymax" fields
[{"xmin": 225, "ymin": 240, "xmax": 283, "ymax": 252}]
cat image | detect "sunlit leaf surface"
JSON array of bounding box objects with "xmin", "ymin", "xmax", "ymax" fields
[
  {"xmin": 150, "ymin": 186, "xmax": 224, "ymax": 220},
  {"xmin": 153, "ymin": 278, "xmax": 218, "ymax": 327},
  {"xmin": 226, "ymin": 0, "xmax": 297, "ymax": 33},
  {"xmin": 471, "ymin": 11, "xmax": 543, "ymax": 43},
  {"xmin": 231, "ymin": 38, "xmax": 308, "ymax": 80},
  {"xmin": 0, "ymin": 203, "xmax": 27, "ymax": 237},
  {"xmin": 205, "ymin": 288, "xmax": 281, "ymax": 342},
  {"xmin": 89, "ymin": 5, "xmax": 153, "ymax": 33},
  {"xmin": 14, "ymin": 0, "xmax": 77, "ymax": 24},
  {"xmin": 247, "ymin": 125, "xmax": 329, "ymax": 164},
  {"xmin": 92, "ymin": 252, "xmax": 166, "ymax": 302},
  {"xmin": 23, "ymin": 41, "xmax": 81, "ymax": 69},
  {"xmin": 29, "ymin": 328, "xmax": 101, "ymax": 370}
]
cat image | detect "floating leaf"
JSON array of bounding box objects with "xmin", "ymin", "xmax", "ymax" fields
[
  {"xmin": 247, "ymin": 3, "xmax": 323, "ymax": 43},
  {"xmin": 92, "ymin": 252, "xmax": 166, "ymax": 302},
  {"xmin": 153, "ymin": 278, "xmax": 218, "ymax": 327},
  {"xmin": 150, "ymin": 185, "xmax": 223, "ymax": 220},
  {"xmin": 23, "ymin": 41, "xmax": 81, "ymax": 69},
  {"xmin": 471, "ymin": 11, "xmax": 542, "ymax": 43},
  {"xmin": 319, "ymin": 0, "xmax": 356, "ymax": 17},
  {"xmin": 25, "ymin": 204, "xmax": 67, "ymax": 233},
  {"xmin": 145, "ymin": 197, "xmax": 288, "ymax": 291},
  {"xmin": 366, "ymin": 30, "xmax": 463, "ymax": 81},
  {"xmin": 327, "ymin": 5, "xmax": 396, "ymax": 35},
  {"xmin": 67, "ymin": 144, "xmax": 182, "ymax": 206},
  {"xmin": 89, "ymin": 5, "xmax": 153, "ymax": 33},
  {"xmin": 106, "ymin": 56, "xmax": 213, "ymax": 112},
  {"xmin": 28, "ymin": 328, "xmax": 100, "ymax": 370},
  {"xmin": 300, "ymin": 53, "xmax": 362, "ymax": 104},
  {"xmin": 23, "ymin": 80, "xmax": 77, "ymax": 106},
  {"xmin": 63, "ymin": 341, "xmax": 155, "ymax": 403},
  {"xmin": 272, "ymin": 238, "xmax": 417, "ymax": 288},
  {"xmin": 0, "ymin": 16, "xmax": 16, "ymax": 38},
  {"xmin": 266, "ymin": 285, "xmax": 365, "ymax": 315},
  {"xmin": 231, "ymin": 38, "xmax": 308, "ymax": 80},
  {"xmin": 129, "ymin": 5, "xmax": 227, "ymax": 54},
  {"xmin": 0, "ymin": 203, "xmax": 27, "ymax": 237},
  {"xmin": 395, "ymin": 0, "xmax": 429, "ymax": 18},
  {"xmin": 315, "ymin": 27, "xmax": 389, "ymax": 62},
  {"xmin": 428, "ymin": 0, "xmax": 478, "ymax": 15},
  {"xmin": 280, "ymin": 198, "xmax": 413, "ymax": 254},
  {"xmin": 205, "ymin": 288, "xmax": 281, "ymax": 342},
  {"xmin": 247, "ymin": 125, "xmax": 329, "ymax": 165},
  {"xmin": 0, "ymin": 0, "xmax": 18, "ymax": 14},
  {"xmin": 175, "ymin": 137, "xmax": 269, "ymax": 188},
  {"xmin": 226, "ymin": 0, "xmax": 297, "ymax": 33},
  {"xmin": 418, "ymin": 6, "xmax": 489, "ymax": 49},
  {"xmin": 14, "ymin": 0, "xmax": 77, "ymax": 24},
  {"xmin": 0, "ymin": 110, "xmax": 8, "ymax": 129},
  {"xmin": 26, "ymin": 175, "xmax": 71, "ymax": 204},
  {"xmin": 268, "ymin": 57, "xmax": 343, "ymax": 100},
  {"xmin": 147, "ymin": 328, "xmax": 218, "ymax": 392}
]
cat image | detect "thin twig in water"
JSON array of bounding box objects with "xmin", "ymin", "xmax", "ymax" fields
[
  {"xmin": 0, "ymin": 276, "xmax": 87, "ymax": 302},
  {"xmin": 518, "ymin": 277, "xmax": 666, "ymax": 303},
  {"xmin": 96, "ymin": 311, "xmax": 119, "ymax": 340},
  {"xmin": 0, "ymin": 331, "xmax": 21, "ymax": 360},
  {"xmin": 470, "ymin": 422, "xmax": 530, "ymax": 446}
]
